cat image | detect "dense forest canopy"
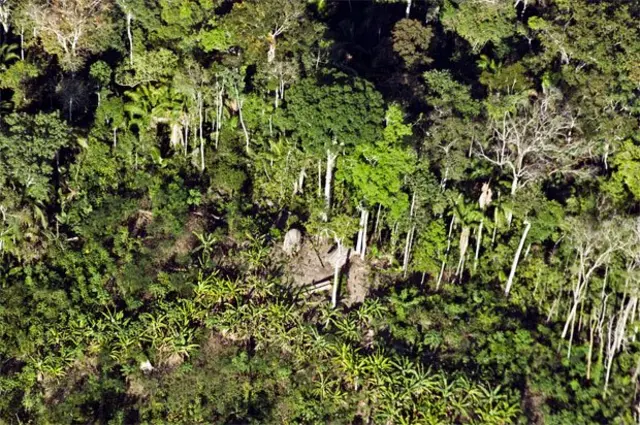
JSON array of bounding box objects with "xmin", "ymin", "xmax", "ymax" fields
[{"xmin": 0, "ymin": 0, "xmax": 639, "ymax": 423}]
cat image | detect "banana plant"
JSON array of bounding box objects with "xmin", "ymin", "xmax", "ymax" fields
[
  {"xmin": 355, "ymin": 298, "xmax": 387, "ymax": 326},
  {"xmin": 332, "ymin": 342, "xmax": 367, "ymax": 391},
  {"xmin": 192, "ymin": 231, "xmax": 217, "ymax": 267},
  {"xmin": 331, "ymin": 316, "xmax": 361, "ymax": 343}
]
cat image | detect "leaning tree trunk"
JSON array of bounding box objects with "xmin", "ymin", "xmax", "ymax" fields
[
  {"xmin": 504, "ymin": 220, "xmax": 531, "ymax": 296},
  {"xmin": 237, "ymin": 98, "xmax": 249, "ymax": 152}
]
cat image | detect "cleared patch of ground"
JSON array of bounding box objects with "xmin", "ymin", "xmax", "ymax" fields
[{"xmin": 284, "ymin": 235, "xmax": 372, "ymax": 306}]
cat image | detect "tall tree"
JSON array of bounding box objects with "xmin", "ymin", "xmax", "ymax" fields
[
  {"xmin": 23, "ymin": 0, "xmax": 115, "ymax": 70},
  {"xmin": 286, "ymin": 73, "xmax": 385, "ymax": 214}
]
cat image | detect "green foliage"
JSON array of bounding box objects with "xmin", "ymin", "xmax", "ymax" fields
[
  {"xmin": 392, "ymin": 19, "xmax": 434, "ymax": 69},
  {"xmin": 0, "ymin": 112, "xmax": 71, "ymax": 202},
  {"xmin": 441, "ymin": 0, "xmax": 517, "ymax": 51},
  {"xmin": 423, "ymin": 70, "xmax": 480, "ymax": 117},
  {"xmin": 603, "ymin": 140, "xmax": 640, "ymax": 203},
  {"xmin": 337, "ymin": 105, "xmax": 415, "ymax": 209},
  {"xmin": 1, "ymin": 1, "xmax": 639, "ymax": 424},
  {"xmin": 286, "ymin": 73, "xmax": 385, "ymax": 154}
]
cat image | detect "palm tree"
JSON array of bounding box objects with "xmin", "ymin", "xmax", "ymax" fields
[
  {"xmin": 124, "ymin": 84, "xmax": 187, "ymax": 150},
  {"xmin": 0, "ymin": 42, "xmax": 18, "ymax": 72}
]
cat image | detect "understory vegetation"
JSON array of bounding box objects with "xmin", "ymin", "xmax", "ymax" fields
[{"xmin": 1, "ymin": 0, "xmax": 640, "ymax": 423}]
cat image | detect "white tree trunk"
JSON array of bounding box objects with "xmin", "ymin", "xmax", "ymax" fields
[
  {"xmin": 184, "ymin": 121, "xmax": 189, "ymax": 156},
  {"xmin": 237, "ymin": 98, "xmax": 249, "ymax": 152},
  {"xmin": 474, "ymin": 218, "xmax": 484, "ymax": 271},
  {"xmin": 126, "ymin": 12, "xmax": 134, "ymax": 66},
  {"xmin": 317, "ymin": 159, "xmax": 322, "ymax": 198},
  {"xmin": 198, "ymin": 92, "xmax": 204, "ymax": 172},
  {"xmin": 297, "ymin": 168, "xmax": 306, "ymax": 194},
  {"xmin": 491, "ymin": 210, "xmax": 498, "ymax": 246},
  {"xmin": 587, "ymin": 314, "xmax": 595, "ymax": 380},
  {"xmin": 20, "ymin": 27, "xmax": 24, "ymax": 60},
  {"xmin": 402, "ymin": 225, "xmax": 416, "ymax": 277},
  {"xmin": 215, "ymin": 82, "xmax": 223, "ymax": 149},
  {"xmin": 324, "ymin": 150, "xmax": 337, "ymax": 211},
  {"xmin": 437, "ymin": 215, "xmax": 456, "ymax": 290},
  {"xmin": 504, "ymin": 220, "xmax": 531, "ymax": 296},
  {"xmin": 113, "ymin": 128, "xmax": 117, "ymax": 148},
  {"xmin": 356, "ymin": 207, "xmax": 365, "ymax": 254},
  {"xmin": 361, "ymin": 209, "xmax": 369, "ymax": 260},
  {"xmin": 511, "ymin": 173, "xmax": 519, "ymax": 196},
  {"xmin": 373, "ymin": 204, "xmax": 381, "ymax": 242},
  {"xmin": 405, "ymin": 0, "xmax": 412, "ymax": 18}
]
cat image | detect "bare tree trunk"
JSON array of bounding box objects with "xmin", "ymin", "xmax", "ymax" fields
[
  {"xmin": 405, "ymin": 0, "xmax": 412, "ymax": 18},
  {"xmin": 440, "ymin": 166, "xmax": 448, "ymax": 191},
  {"xmin": 356, "ymin": 207, "xmax": 365, "ymax": 255},
  {"xmin": 198, "ymin": 92, "xmax": 204, "ymax": 172},
  {"xmin": 403, "ymin": 192, "xmax": 417, "ymax": 276},
  {"xmin": 505, "ymin": 220, "xmax": 531, "ymax": 296},
  {"xmin": 296, "ymin": 168, "xmax": 306, "ymax": 194},
  {"xmin": 403, "ymin": 225, "xmax": 416, "ymax": 278},
  {"xmin": 237, "ymin": 97, "xmax": 249, "ymax": 152},
  {"xmin": 373, "ymin": 204, "xmax": 381, "ymax": 242},
  {"xmin": 113, "ymin": 128, "xmax": 117, "ymax": 149},
  {"xmin": 511, "ymin": 173, "xmax": 519, "ymax": 196},
  {"xmin": 126, "ymin": 12, "xmax": 133, "ymax": 66},
  {"xmin": 20, "ymin": 27, "xmax": 24, "ymax": 60},
  {"xmin": 587, "ymin": 313, "xmax": 595, "ymax": 380},
  {"xmin": 604, "ymin": 317, "xmax": 615, "ymax": 396},
  {"xmin": 361, "ymin": 209, "xmax": 369, "ymax": 260},
  {"xmin": 215, "ymin": 81, "xmax": 223, "ymax": 149},
  {"xmin": 409, "ymin": 191, "xmax": 416, "ymax": 218},
  {"xmin": 474, "ymin": 218, "xmax": 484, "ymax": 271},
  {"xmin": 455, "ymin": 227, "xmax": 470, "ymax": 279},
  {"xmin": 317, "ymin": 159, "xmax": 322, "ymax": 198},
  {"xmin": 184, "ymin": 122, "xmax": 189, "ymax": 156},
  {"xmin": 437, "ymin": 215, "xmax": 456, "ymax": 290},
  {"xmin": 491, "ymin": 210, "xmax": 498, "ymax": 246},
  {"xmin": 324, "ymin": 150, "xmax": 337, "ymax": 211},
  {"xmin": 562, "ymin": 295, "xmax": 581, "ymax": 340}
]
